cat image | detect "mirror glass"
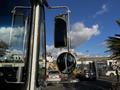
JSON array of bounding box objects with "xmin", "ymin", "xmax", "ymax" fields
[
  {"xmin": 54, "ymin": 14, "xmax": 67, "ymax": 48},
  {"xmin": 57, "ymin": 52, "xmax": 76, "ymax": 74}
]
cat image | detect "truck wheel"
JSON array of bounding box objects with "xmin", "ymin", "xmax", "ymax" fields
[{"xmin": 110, "ymin": 73, "xmax": 114, "ymax": 77}]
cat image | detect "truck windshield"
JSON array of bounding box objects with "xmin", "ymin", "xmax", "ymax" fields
[
  {"xmin": 0, "ymin": 1, "xmax": 30, "ymax": 62},
  {"xmin": 0, "ymin": 1, "xmax": 31, "ymax": 90}
]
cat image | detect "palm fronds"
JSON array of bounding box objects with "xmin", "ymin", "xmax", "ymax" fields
[{"xmin": 106, "ymin": 34, "xmax": 120, "ymax": 60}]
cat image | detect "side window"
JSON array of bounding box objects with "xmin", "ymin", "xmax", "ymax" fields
[{"xmin": 2, "ymin": 8, "xmax": 31, "ymax": 82}]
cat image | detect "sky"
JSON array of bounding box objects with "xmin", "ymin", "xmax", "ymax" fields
[{"xmin": 0, "ymin": 0, "xmax": 120, "ymax": 56}]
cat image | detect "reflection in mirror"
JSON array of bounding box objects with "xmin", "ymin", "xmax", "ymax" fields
[{"xmin": 57, "ymin": 52, "xmax": 76, "ymax": 74}]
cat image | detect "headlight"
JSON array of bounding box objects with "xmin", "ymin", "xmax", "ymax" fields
[
  {"xmin": 91, "ymin": 73, "xmax": 94, "ymax": 75},
  {"xmin": 0, "ymin": 72, "xmax": 3, "ymax": 76},
  {"xmin": 4, "ymin": 57, "xmax": 7, "ymax": 60}
]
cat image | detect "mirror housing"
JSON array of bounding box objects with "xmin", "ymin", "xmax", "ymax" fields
[
  {"xmin": 54, "ymin": 14, "xmax": 67, "ymax": 48},
  {"xmin": 57, "ymin": 52, "xmax": 76, "ymax": 74}
]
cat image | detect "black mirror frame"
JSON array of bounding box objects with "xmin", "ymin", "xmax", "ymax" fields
[
  {"xmin": 56, "ymin": 52, "xmax": 76, "ymax": 74},
  {"xmin": 54, "ymin": 14, "xmax": 68, "ymax": 48}
]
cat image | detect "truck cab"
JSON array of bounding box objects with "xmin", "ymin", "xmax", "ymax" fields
[{"xmin": 0, "ymin": 0, "xmax": 76, "ymax": 90}]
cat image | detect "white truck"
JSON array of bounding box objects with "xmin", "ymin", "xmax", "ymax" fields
[{"xmin": 105, "ymin": 70, "xmax": 120, "ymax": 77}]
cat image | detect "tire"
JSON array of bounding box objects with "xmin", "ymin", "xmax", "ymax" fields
[
  {"xmin": 110, "ymin": 73, "xmax": 114, "ymax": 77},
  {"xmin": 92, "ymin": 77, "xmax": 96, "ymax": 81}
]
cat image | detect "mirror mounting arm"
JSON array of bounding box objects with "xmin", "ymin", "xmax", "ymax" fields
[{"xmin": 43, "ymin": 0, "xmax": 71, "ymax": 52}]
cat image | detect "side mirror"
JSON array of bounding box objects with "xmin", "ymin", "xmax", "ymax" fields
[
  {"xmin": 54, "ymin": 14, "xmax": 67, "ymax": 48},
  {"xmin": 57, "ymin": 52, "xmax": 76, "ymax": 74}
]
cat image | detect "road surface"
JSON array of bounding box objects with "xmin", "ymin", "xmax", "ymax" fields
[{"xmin": 43, "ymin": 80, "xmax": 113, "ymax": 90}]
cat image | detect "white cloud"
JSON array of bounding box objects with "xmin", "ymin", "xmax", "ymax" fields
[
  {"xmin": 101, "ymin": 41, "xmax": 107, "ymax": 47},
  {"xmin": 46, "ymin": 45, "xmax": 89, "ymax": 59},
  {"xmin": 70, "ymin": 22, "xmax": 100, "ymax": 48},
  {"xmin": 0, "ymin": 27, "xmax": 25, "ymax": 50},
  {"xmin": 0, "ymin": 25, "xmax": 100, "ymax": 57},
  {"xmin": 0, "ymin": 27, "xmax": 11, "ymax": 44},
  {"xmin": 93, "ymin": 4, "xmax": 108, "ymax": 18},
  {"xmin": 46, "ymin": 22, "xmax": 100, "ymax": 57},
  {"xmin": 46, "ymin": 45, "xmax": 65, "ymax": 58}
]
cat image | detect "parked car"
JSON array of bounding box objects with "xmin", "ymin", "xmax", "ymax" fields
[
  {"xmin": 46, "ymin": 70, "xmax": 61, "ymax": 83},
  {"xmin": 105, "ymin": 70, "xmax": 120, "ymax": 77},
  {"xmin": 84, "ymin": 70, "xmax": 96, "ymax": 80},
  {"xmin": 76, "ymin": 62, "xmax": 97, "ymax": 81}
]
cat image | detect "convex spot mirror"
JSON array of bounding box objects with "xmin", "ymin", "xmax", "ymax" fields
[
  {"xmin": 57, "ymin": 52, "xmax": 76, "ymax": 74},
  {"xmin": 54, "ymin": 14, "xmax": 67, "ymax": 48}
]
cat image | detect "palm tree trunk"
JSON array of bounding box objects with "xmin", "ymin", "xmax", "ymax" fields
[{"xmin": 116, "ymin": 69, "xmax": 119, "ymax": 82}]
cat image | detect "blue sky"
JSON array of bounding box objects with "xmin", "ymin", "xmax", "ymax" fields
[
  {"xmin": 45, "ymin": 0, "xmax": 120, "ymax": 56},
  {"xmin": 0, "ymin": 0, "xmax": 120, "ymax": 56}
]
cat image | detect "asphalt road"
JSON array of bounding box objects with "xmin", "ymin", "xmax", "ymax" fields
[{"xmin": 43, "ymin": 80, "xmax": 113, "ymax": 90}]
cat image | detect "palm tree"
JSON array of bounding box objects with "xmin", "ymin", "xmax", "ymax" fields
[
  {"xmin": 106, "ymin": 34, "xmax": 120, "ymax": 60},
  {"xmin": 106, "ymin": 34, "xmax": 120, "ymax": 82}
]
